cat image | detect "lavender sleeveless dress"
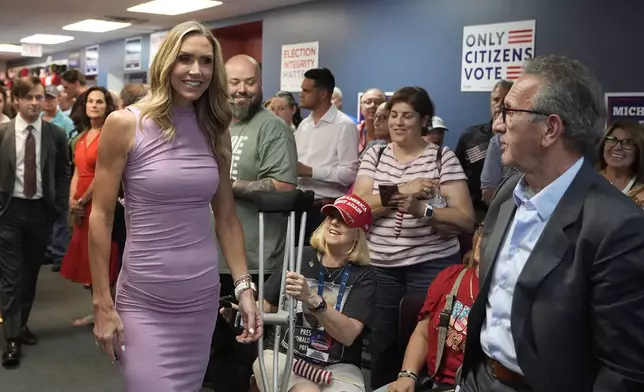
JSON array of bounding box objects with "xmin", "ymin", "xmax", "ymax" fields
[{"xmin": 116, "ymin": 106, "xmax": 220, "ymax": 391}]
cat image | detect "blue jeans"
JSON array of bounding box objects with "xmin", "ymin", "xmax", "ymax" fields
[
  {"xmin": 369, "ymin": 253, "xmax": 461, "ymax": 390},
  {"xmin": 45, "ymin": 204, "xmax": 70, "ymax": 261}
]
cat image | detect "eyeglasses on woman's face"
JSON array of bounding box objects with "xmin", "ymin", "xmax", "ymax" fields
[{"xmin": 604, "ymin": 135, "xmax": 636, "ymax": 150}]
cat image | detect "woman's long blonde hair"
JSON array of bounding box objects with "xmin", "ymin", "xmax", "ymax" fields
[
  {"xmin": 310, "ymin": 218, "xmax": 371, "ymax": 266},
  {"xmin": 136, "ymin": 21, "xmax": 232, "ymax": 164}
]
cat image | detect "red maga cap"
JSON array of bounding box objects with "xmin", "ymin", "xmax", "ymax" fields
[{"xmin": 321, "ymin": 194, "xmax": 372, "ymax": 232}]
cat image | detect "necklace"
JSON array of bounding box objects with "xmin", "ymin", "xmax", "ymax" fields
[
  {"xmin": 324, "ymin": 265, "xmax": 346, "ymax": 282},
  {"xmin": 318, "ymin": 252, "xmax": 346, "ymax": 283}
]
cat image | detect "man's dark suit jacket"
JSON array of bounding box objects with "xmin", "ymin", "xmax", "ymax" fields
[
  {"xmin": 461, "ymin": 161, "xmax": 644, "ymax": 392},
  {"xmin": 0, "ymin": 118, "xmax": 70, "ymax": 223}
]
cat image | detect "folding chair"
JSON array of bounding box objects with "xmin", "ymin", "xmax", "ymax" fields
[{"xmin": 251, "ymin": 189, "xmax": 315, "ymax": 392}]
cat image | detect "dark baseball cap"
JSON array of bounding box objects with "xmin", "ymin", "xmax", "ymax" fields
[{"xmin": 45, "ymin": 85, "xmax": 59, "ymax": 98}]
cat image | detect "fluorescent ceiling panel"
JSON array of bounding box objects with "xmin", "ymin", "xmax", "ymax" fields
[
  {"xmin": 20, "ymin": 34, "xmax": 74, "ymax": 45},
  {"xmin": 0, "ymin": 44, "xmax": 23, "ymax": 53},
  {"xmin": 63, "ymin": 19, "xmax": 132, "ymax": 33},
  {"xmin": 127, "ymin": 0, "xmax": 223, "ymax": 16}
]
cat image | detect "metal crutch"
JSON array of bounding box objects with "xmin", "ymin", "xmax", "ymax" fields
[{"xmin": 253, "ymin": 189, "xmax": 315, "ymax": 392}]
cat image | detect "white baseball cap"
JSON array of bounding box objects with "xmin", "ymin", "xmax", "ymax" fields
[{"xmin": 430, "ymin": 116, "xmax": 448, "ymax": 131}]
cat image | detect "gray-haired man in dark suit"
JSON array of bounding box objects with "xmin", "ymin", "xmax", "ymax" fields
[{"xmin": 460, "ymin": 55, "xmax": 644, "ymax": 392}]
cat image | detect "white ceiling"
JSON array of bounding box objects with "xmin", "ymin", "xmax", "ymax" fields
[{"xmin": 0, "ymin": 0, "xmax": 315, "ymax": 61}]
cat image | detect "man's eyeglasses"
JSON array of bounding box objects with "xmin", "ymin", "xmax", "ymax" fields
[
  {"xmin": 604, "ymin": 135, "xmax": 636, "ymax": 150},
  {"xmin": 361, "ymin": 99, "xmax": 385, "ymax": 107},
  {"xmin": 501, "ymin": 104, "xmax": 551, "ymax": 124}
]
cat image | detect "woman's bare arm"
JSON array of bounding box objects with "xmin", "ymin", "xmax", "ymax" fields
[
  {"xmin": 353, "ymin": 175, "xmax": 391, "ymax": 219},
  {"xmin": 79, "ymin": 180, "xmax": 95, "ymax": 205},
  {"xmin": 211, "ymin": 130, "xmax": 250, "ymax": 282},
  {"xmin": 399, "ymin": 318, "xmax": 430, "ymax": 375},
  {"xmin": 263, "ymin": 300, "xmax": 277, "ymax": 313},
  {"xmin": 430, "ymin": 180, "xmax": 476, "ymax": 234},
  {"xmin": 89, "ymin": 110, "xmax": 135, "ymax": 305},
  {"xmin": 312, "ymin": 306, "xmax": 364, "ymax": 347},
  {"xmin": 69, "ymin": 167, "xmax": 79, "ymax": 201}
]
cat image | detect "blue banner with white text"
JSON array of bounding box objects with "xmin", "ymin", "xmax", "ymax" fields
[{"xmin": 606, "ymin": 93, "xmax": 644, "ymax": 125}]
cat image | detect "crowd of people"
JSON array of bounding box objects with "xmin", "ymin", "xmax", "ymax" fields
[{"xmin": 0, "ymin": 19, "xmax": 644, "ymax": 392}]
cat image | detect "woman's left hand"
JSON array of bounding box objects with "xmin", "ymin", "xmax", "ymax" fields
[
  {"xmin": 236, "ymin": 290, "xmax": 263, "ymax": 343},
  {"xmin": 285, "ymin": 271, "xmax": 315, "ymax": 305},
  {"xmin": 391, "ymin": 193, "xmax": 426, "ymax": 219}
]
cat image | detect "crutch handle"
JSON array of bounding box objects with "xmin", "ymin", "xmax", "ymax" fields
[
  {"xmin": 250, "ymin": 189, "xmax": 315, "ymax": 213},
  {"xmin": 263, "ymin": 310, "xmax": 290, "ymax": 326}
]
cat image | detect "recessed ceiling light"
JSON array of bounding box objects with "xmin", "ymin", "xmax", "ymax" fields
[
  {"xmin": 127, "ymin": 0, "xmax": 223, "ymax": 16},
  {"xmin": 63, "ymin": 19, "xmax": 132, "ymax": 33},
  {"xmin": 20, "ymin": 34, "xmax": 74, "ymax": 45},
  {"xmin": 0, "ymin": 44, "xmax": 23, "ymax": 53}
]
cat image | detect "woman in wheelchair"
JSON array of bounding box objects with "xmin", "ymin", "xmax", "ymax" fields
[
  {"xmin": 376, "ymin": 224, "xmax": 483, "ymax": 392},
  {"xmin": 254, "ymin": 194, "xmax": 376, "ymax": 392}
]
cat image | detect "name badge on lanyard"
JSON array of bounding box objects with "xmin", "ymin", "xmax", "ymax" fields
[{"xmin": 288, "ymin": 264, "xmax": 351, "ymax": 365}]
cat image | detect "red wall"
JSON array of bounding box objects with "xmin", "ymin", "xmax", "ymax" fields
[{"xmin": 213, "ymin": 21, "xmax": 263, "ymax": 62}]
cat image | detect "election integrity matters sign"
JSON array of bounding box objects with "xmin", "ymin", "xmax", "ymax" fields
[
  {"xmin": 280, "ymin": 41, "xmax": 319, "ymax": 92},
  {"xmin": 605, "ymin": 93, "xmax": 644, "ymax": 125},
  {"xmin": 461, "ymin": 20, "xmax": 536, "ymax": 92}
]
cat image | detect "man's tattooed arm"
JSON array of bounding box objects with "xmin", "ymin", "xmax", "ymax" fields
[{"xmin": 232, "ymin": 178, "xmax": 277, "ymax": 199}]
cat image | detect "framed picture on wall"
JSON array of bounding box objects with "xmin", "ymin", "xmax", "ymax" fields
[
  {"xmin": 125, "ymin": 37, "xmax": 142, "ymax": 71},
  {"xmin": 85, "ymin": 45, "xmax": 99, "ymax": 76},
  {"xmin": 68, "ymin": 52, "xmax": 81, "ymax": 69}
]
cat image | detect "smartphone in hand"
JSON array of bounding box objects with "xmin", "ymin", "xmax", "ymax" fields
[{"xmin": 378, "ymin": 183, "xmax": 399, "ymax": 207}]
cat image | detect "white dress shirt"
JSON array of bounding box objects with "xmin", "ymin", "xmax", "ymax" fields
[
  {"xmin": 295, "ymin": 104, "xmax": 359, "ymax": 199},
  {"xmin": 13, "ymin": 114, "xmax": 43, "ymax": 199}
]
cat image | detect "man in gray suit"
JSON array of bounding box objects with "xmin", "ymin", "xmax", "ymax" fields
[
  {"xmin": 0, "ymin": 76, "xmax": 69, "ymax": 369},
  {"xmin": 459, "ymin": 55, "xmax": 644, "ymax": 392}
]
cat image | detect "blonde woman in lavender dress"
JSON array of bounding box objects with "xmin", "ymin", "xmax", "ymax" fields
[{"xmin": 87, "ymin": 21, "xmax": 262, "ymax": 391}]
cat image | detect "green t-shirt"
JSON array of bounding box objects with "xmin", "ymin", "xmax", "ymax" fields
[{"xmin": 218, "ymin": 108, "xmax": 298, "ymax": 274}]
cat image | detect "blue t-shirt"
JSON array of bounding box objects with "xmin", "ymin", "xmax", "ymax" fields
[{"xmin": 42, "ymin": 110, "xmax": 75, "ymax": 139}]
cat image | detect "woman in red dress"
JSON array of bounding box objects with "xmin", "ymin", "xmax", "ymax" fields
[{"xmin": 61, "ymin": 86, "xmax": 119, "ymax": 326}]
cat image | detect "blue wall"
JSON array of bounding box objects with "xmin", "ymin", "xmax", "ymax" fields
[
  {"xmin": 9, "ymin": 0, "xmax": 643, "ymax": 147},
  {"xmin": 260, "ymin": 0, "xmax": 644, "ymax": 147}
]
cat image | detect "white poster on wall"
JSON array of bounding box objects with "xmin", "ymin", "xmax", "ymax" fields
[
  {"xmin": 149, "ymin": 31, "xmax": 169, "ymax": 66},
  {"xmin": 85, "ymin": 45, "xmax": 99, "ymax": 76},
  {"xmin": 21, "ymin": 44, "xmax": 42, "ymax": 58},
  {"xmin": 280, "ymin": 41, "xmax": 319, "ymax": 92},
  {"xmin": 125, "ymin": 37, "xmax": 142, "ymax": 71},
  {"xmin": 461, "ymin": 20, "xmax": 536, "ymax": 92}
]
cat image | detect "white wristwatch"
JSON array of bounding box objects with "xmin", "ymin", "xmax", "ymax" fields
[
  {"xmin": 418, "ymin": 203, "xmax": 434, "ymax": 222},
  {"xmin": 234, "ymin": 280, "xmax": 257, "ymax": 300}
]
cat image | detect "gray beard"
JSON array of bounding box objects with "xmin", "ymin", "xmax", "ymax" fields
[{"xmin": 230, "ymin": 99, "xmax": 261, "ymax": 122}]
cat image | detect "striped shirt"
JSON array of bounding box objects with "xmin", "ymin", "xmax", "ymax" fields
[
  {"xmin": 480, "ymin": 134, "xmax": 519, "ymax": 189},
  {"xmin": 358, "ymin": 143, "xmax": 467, "ymax": 268}
]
